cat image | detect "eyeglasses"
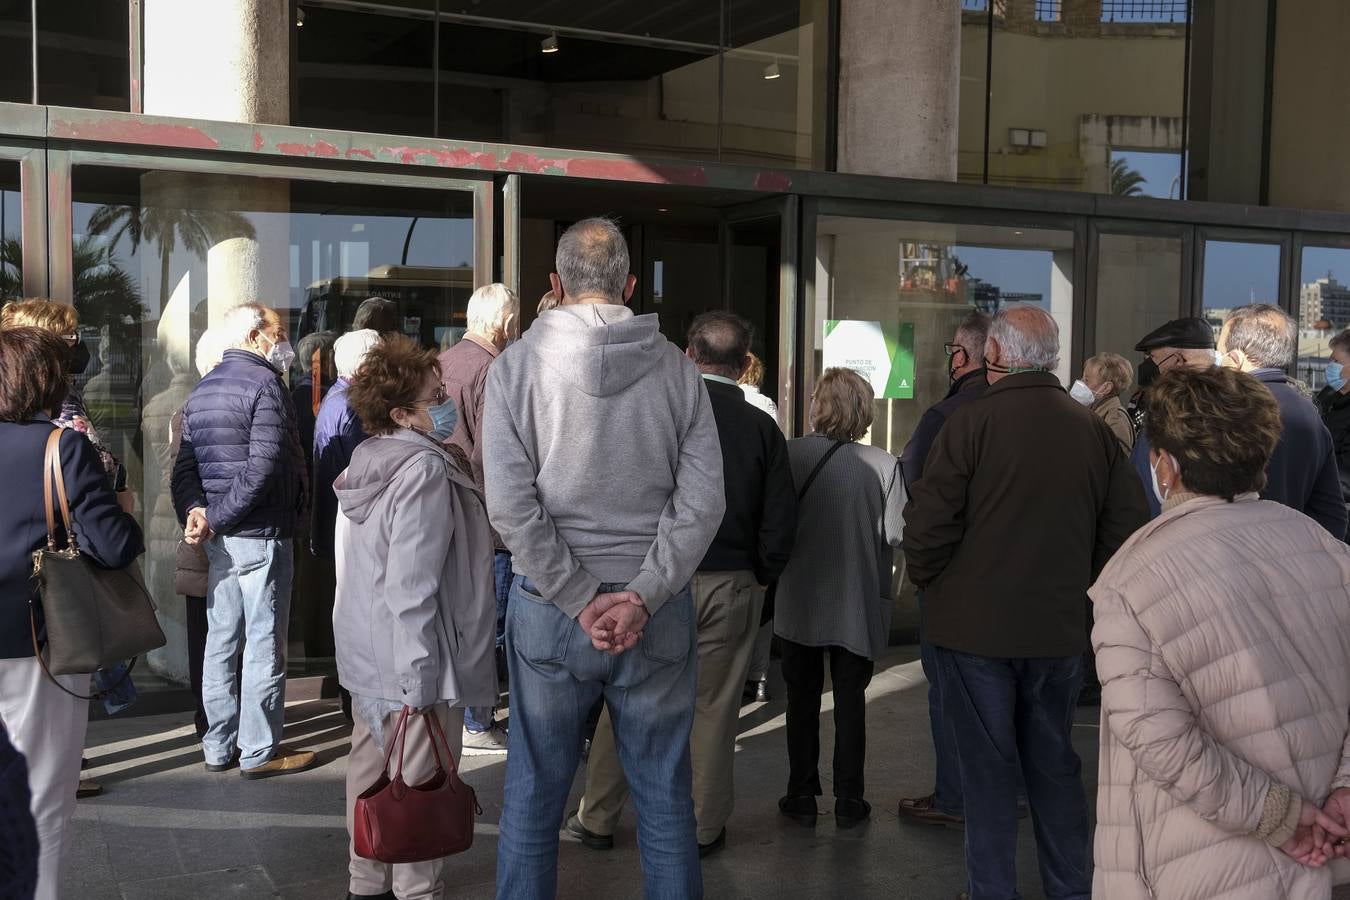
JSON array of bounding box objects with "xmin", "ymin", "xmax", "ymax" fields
[{"xmin": 407, "ymin": 386, "xmax": 448, "ymax": 407}]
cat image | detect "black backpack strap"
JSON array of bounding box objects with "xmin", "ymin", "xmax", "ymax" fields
[{"xmin": 798, "ymin": 440, "xmax": 846, "ymax": 501}]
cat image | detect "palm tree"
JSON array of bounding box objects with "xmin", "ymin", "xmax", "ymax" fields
[
  {"xmin": 0, "ymin": 236, "xmax": 144, "ymax": 331},
  {"xmin": 1109, "ymin": 158, "xmax": 1147, "ymax": 197},
  {"xmin": 86, "ymin": 203, "xmax": 257, "ymax": 312}
]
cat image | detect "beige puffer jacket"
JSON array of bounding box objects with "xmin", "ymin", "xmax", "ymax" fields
[{"xmin": 1090, "ymin": 493, "xmax": 1350, "ymax": 900}]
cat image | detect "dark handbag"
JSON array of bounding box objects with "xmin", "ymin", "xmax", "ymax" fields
[
  {"xmin": 353, "ymin": 707, "xmax": 479, "ymax": 864},
  {"xmin": 29, "ymin": 428, "xmax": 165, "ymax": 683},
  {"xmin": 761, "ymin": 440, "xmax": 848, "ymax": 626}
]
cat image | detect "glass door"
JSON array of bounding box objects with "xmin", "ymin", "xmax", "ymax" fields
[{"xmin": 722, "ymin": 195, "xmax": 798, "ymax": 430}]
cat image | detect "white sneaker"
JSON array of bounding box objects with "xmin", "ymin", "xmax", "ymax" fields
[{"xmin": 462, "ymin": 721, "xmax": 509, "ymax": 755}]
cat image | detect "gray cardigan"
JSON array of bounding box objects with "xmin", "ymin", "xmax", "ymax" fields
[{"xmin": 774, "ymin": 435, "xmax": 905, "ymax": 661}]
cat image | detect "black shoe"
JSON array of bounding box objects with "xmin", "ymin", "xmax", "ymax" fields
[
  {"xmin": 204, "ymin": 753, "xmax": 239, "ymax": 773},
  {"xmin": 564, "ymin": 812, "xmax": 614, "ymax": 850},
  {"xmin": 742, "ymin": 680, "xmax": 769, "ymax": 704},
  {"xmin": 347, "ymin": 892, "xmax": 395, "ymax": 900},
  {"xmin": 835, "ymin": 797, "xmax": 871, "ymax": 829},
  {"xmin": 698, "ymin": 828, "xmax": 726, "ymax": 858},
  {"xmin": 778, "ymin": 794, "xmax": 817, "ymax": 827}
]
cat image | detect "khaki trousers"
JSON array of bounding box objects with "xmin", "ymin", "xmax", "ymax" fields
[
  {"xmin": 346, "ymin": 703, "xmax": 464, "ymax": 900},
  {"xmin": 0, "ymin": 657, "xmax": 88, "ymax": 900},
  {"xmin": 579, "ymin": 570, "xmax": 763, "ymax": 845}
]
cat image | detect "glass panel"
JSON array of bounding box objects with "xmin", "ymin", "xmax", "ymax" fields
[
  {"xmin": 1201, "ymin": 240, "xmax": 1281, "ymax": 337},
  {"xmin": 36, "ymin": 0, "xmax": 129, "ymax": 109},
  {"xmin": 726, "ymin": 214, "xmax": 781, "ymax": 418},
  {"xmin": 811, "ymin": 216, "xmax": 1075, "ymax": 456},
  {"xmin": 1297, "ymin": 245, "xmax": 1350, "ymax": 389},
  {"xmin": 0, "ymin": 1, "xmax": 30, "ymax": 103},
  {"xmin": 982, "ymin": 1, "xmax": 1187, "ymax": 193},
  {"xmin": 1093, "ymin": 232, "xmax": 1181, "ymax": 360},
  {"xmin": 0, "ymin": 163, "xmax": 20, "ymax": 296},
  {"xmin": 296, "ymin": 5, "xmax": 435, "ymax": 137},
  {"xmin": 70, "ymin": 166, "xmax": 475, "ymax": 679},
  {"xmin": 722, "ymin": 0, "xmax": 830, "ymax": 169},
  {"xmin": 957, "ymin": 2, "xmax": 991, "ymax": 184}
]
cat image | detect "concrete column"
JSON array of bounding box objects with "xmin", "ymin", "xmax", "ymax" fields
[
  {"xmin": 140, "ymin": 0, "xmax": 292, "ymax": 680},
  {"xmin": 836, "ymin": 0, "xmax": 961, "ymax": 179}
]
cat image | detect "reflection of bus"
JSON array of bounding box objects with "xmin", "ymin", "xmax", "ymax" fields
[{"xmin": 298, "ymin": 265, "xmax": 474, "ymax": 350}]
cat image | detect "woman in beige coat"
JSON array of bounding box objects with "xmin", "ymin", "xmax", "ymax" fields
[{"xmin": 1090, "ymin": 366, "xmax": 1350, "ymax": 899}]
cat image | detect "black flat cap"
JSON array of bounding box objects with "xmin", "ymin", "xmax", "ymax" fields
[{"xmin": 1134, "ymin": 317, "xmax": 1215, "ymax": 352}]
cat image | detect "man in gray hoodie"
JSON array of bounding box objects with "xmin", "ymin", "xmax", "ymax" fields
[{"xmin": 485, "ymin": 218, "xmax": 725, "ymax": 900}]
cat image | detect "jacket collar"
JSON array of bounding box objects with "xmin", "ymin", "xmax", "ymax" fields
[
  {"xmin": 984, "ymin": 370, "xmax": 1062, "ymax": 395},
  {"xmin": 1141, "ymin": 492, "xmax": 1260, "ymax": 537},
  {"xmin": 1092, "ymin": 394, "xmax": 1125, "ymax": 415},
  {"xmin": 1251, "ymin": 367, "xmax": 1288, "ymax": 385},
  {"xmin": 384, "ymin": 428, "xmax": 478, "ymax": 493},
  {"xmin": 463, "ymin": 332, "xmax": 500, "ymax": 358},
  {"xmin": 221, "ymin": 347, "xmax": 277, "ymax": 373},
  {"xmin": 946, "ymin": 367, "xmax": 988, "ymax": 398}
]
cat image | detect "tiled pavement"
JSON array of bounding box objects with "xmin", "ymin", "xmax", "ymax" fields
[{"xmin": 65, "ymin": 647, "xmax": 1350, "ymax": 899}]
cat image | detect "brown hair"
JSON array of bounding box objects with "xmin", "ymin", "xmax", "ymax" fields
[
  {"xmin": 1084, "ymin": 352, "xmax": 1133, "ymax": 397},
  {"xmin": 1, "ymin": 298, "xmax": 79, "ymax": 335},
  {"xmin": 0, "ymin": 326, "xmax": 70, "ymax": 421},
  {"xmin": 537, "ymin": 290, "xmax": 559, "ymax": 315},
  {"xmin": 810, "ymin": 368, "xmax": 873, "ymax": 442},
  {"xmin": 1143, "ymin": 367, "xmax": 1281, "ymax": 501},
  {"xmin": 739, "ymin": 352, "xmax": 765, "ymax": 389},
  {"xmin": 346, "ymin": 334, "xmax": 441, "ymax": 435},
  {"xmin": 1329, "ymin": 329, "xmax": 1350, "ymax": 357}
]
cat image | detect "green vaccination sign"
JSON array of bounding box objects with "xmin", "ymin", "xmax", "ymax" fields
[{"xmin": 822, "ymin": 320, "xmax": 916, "ymax": 400}]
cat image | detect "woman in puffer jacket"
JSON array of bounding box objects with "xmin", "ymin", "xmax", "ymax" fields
[{"xmin": 1090, "ymin": 366, "xmax": 1350, "ymax": 900}]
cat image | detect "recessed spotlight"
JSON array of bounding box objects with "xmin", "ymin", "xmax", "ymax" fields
[
  {"xmin": 763, "ymin": 61, "xmax": 781, "ymax": 80},
  {"xmin": 657, "ymin": 208, "xmax": 669, "ymax": 212},
  {"xmin": 541, "ymin": 34, "xmax": 559, "ymax": 53},
  {"xmin": 295, "ymin": 7, "xmax": 305, "ymax": 26}
]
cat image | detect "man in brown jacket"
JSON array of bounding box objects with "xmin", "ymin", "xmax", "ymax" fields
[
  {"xmin": 438, "ymin": 282, "xmax": 518, "ymax": 753},
  {"xmin": 903, "ymin": 305, "xmax": 1148, "ymax": 900}
]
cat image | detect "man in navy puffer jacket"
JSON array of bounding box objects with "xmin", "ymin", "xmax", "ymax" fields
[{"xmin": 172, "ymin": 302, "xmax": 315, "ymax": 779}]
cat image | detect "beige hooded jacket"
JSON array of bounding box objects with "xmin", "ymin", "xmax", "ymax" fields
[{"xmin": 1090, "ymin": 493, "xmax": 1350, "ymax": 900}]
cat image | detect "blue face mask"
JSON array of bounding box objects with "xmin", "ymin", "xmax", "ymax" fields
[
  {"xmin": 425, "ymin": 399, "xmax": 459, "ymax": 442},
  {"xmin": 1327, "ymin": 361, "xmax": 1346, "ymax": 391}
]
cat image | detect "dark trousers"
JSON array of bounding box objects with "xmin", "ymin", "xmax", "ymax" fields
[
  {"xmin": 779, "ymin": 639, "xmax": 874, "ymax": 801},
  {"xmin": 185, "ymin": 595, "xmax": 209, "ymax": 738},
  {"xmin": 918, "ymin": 591, "xmax": 963, "ymax": 816},
  {"xmin": 933, "ymin": 646, "xmax": 1089, "ymax": 900}
]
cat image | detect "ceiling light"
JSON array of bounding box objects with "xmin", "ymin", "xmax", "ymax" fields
[
  {"xmin": 763, "ymin": 61, "xmax": 781, "ymax": 80},
  {"xmin": 295, "ymin": 7, "xmax": 305, "ymax": 26},
  {"xmin": 541, "ymin": 34, "xmax": 559, "ymax": 54}
]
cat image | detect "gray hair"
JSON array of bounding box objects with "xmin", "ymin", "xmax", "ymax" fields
[
  {"xmin": 555, "ymin": 217, "xmax": 630, "ymax": 303},
  {"xmin": 194, "ymin": 327, "xmax": 227, "ymax": 378},
  {"xmin": 219, "ymin": 303, "xmax": 271, "ymax": 350},
  {"xmin": 467, "ymin": 283, "xmax": 519, "ymax": 334},
  {"xmin": 955, "ymin": 310, "xmax": 992, "ymax": 364},
  {"xmin": 1222, "ymin": 303, "xmax": 1296, "ymax": 368},
  {"xmin": 987, "ymin": 304, "xmax": 1059, "ymax": 370},
  {"xmin": 334, "ymin": 328, "xmax": 381, "ymax": 378}
]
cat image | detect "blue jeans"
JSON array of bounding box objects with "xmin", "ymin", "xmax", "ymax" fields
[
  {"xmin": 917, "ymin": 591, "xmax": 963, "ymax": 816},
  {"xmin": 466, "ymin": 550, "xmax": 514, "ymax": 733},
  {"xmin": 496, "ymin": 577, "xmax": 700, "ymax": 900},
  {"xmin": 933, "ymin": 647, "xmax": 1089, "ymax": 900},
  {"xmin": 202, "ymin": 535, "xmax": 294, "ymax": 770}
]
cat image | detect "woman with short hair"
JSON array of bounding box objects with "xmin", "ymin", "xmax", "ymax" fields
[
  {"xmin": 1071, "ymin": 351, "xmax": 1135, "ymax": 451},
  {"xmin": 1091, "ymin": 366, "xmax": 1350, "ymax": 899},
  {"xmin": 0, "ymin": 326, "xmax": 143, "ymax": 900},
  {"xmin": 334, "ymin": 335, "xmax": 496, "ymax": 898},
  {"xmin": 774, "ymin": 367, "xmax": 904, "ymax": 830}
]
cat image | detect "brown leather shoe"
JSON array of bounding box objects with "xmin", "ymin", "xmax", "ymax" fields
[
  {"xmin": 898, "ymin": 792, "xmax": 964, "ymax": 828},
  {"xmin": 239, "ymin": 746, "xmax": 319, "ymax": 780}
]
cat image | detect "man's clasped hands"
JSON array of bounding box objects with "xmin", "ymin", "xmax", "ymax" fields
[
  {"xmin": 577, "ymin": 590, "xmax": 650, "ymax": 656},
  {"xmin": 1280, "ymin": 789, "xmax": 1350, "ymax": 869}
]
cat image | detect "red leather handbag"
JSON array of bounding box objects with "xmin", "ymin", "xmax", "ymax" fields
[{"xmin": 353, "ymin": 707, "xmax": 479, "ymax": 863}]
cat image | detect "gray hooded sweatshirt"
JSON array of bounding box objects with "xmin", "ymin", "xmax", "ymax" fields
[
  {"xmin": 332, "ymin": 429, "xmax": 497, "ymax": 709},
  {"xmin": 483, "ymin": 305, "xmax": 725, "ymax": 618}
]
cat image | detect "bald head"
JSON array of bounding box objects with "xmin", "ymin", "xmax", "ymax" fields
[
  {"xmin": 985, "ymin": 305, "xmax": 1059, "ymax": 382},
  {"xmin": 553, "ymin": 217, "xmax": 634, "ymax": 305},
  {"xmin": 687, "ymin": 311, "xmax": 752, "ymax": 380}
]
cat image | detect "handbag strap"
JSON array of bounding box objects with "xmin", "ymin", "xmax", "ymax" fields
[
  {"xmin": 381, "ymin": 705, "xmax": 411, "ymax": 776},
  {"xmin": 42, "ymin": 428, "xmax": 77, "ymax": 552},
  {"xmin": 798, "ymin": 440, "xmax": 847, "ymax": 502}
]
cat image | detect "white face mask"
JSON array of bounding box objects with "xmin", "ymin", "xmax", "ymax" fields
[
  {"xmin": 1150, "ymin": 451, "xmax": 1177, "ymax": 505},
  {"xmin": 261, "ymin": 335, "xmax": 295, "ymax": 373},
  {"xmin": 1069, "ymin": 379, "xmax": 1096, "ymax": 407}
]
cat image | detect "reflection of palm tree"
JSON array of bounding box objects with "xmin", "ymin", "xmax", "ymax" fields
[
  {"xmin": 0, "ymin": 237, "xmax": 144, "ymax": 331},
  {"xmin": 1110, "ymin": 158, "xmax": 1146, "ymax": 196},
  {"xmin": 87, "ymin": 204, "xmax": 257, "ymax": 310}
]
